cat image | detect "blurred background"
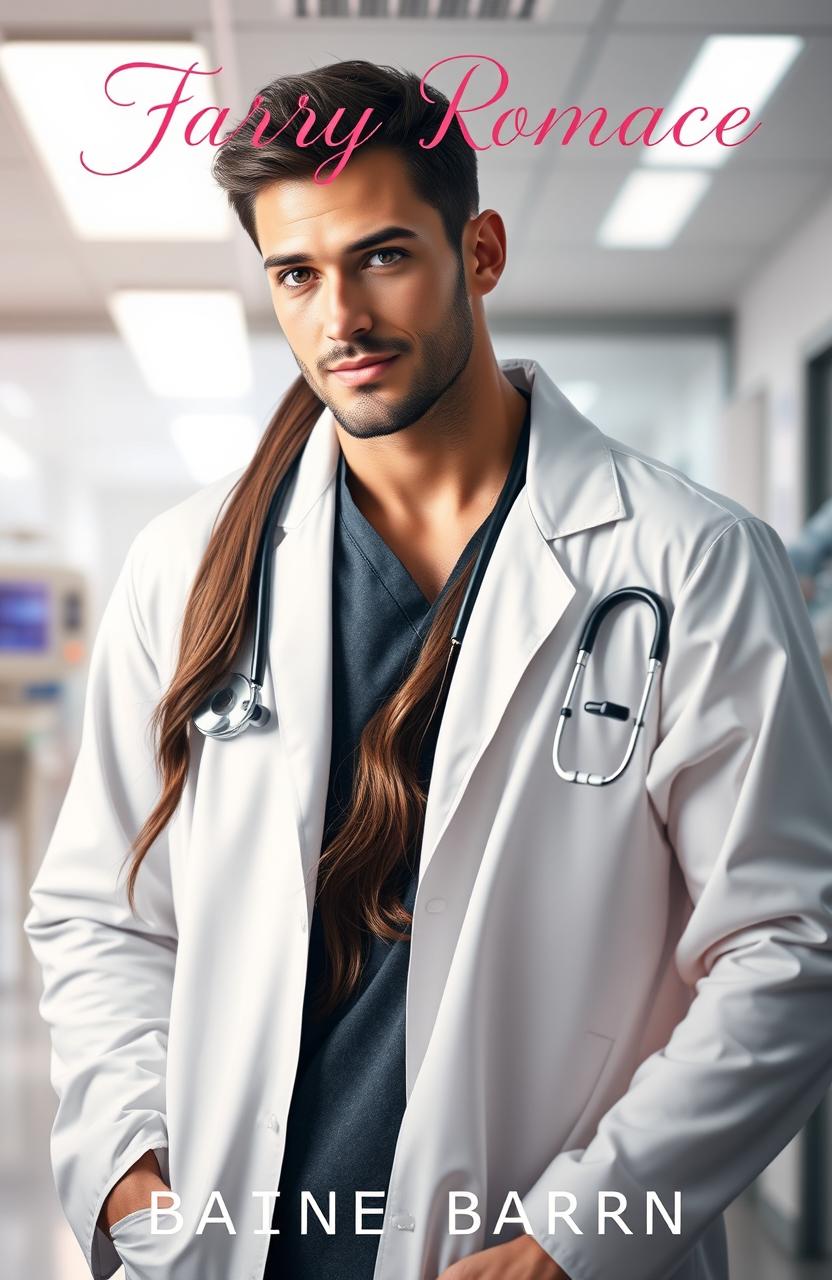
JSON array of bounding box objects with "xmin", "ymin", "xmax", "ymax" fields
[{"xmin": 1, "ymin": 1, "xmax": 831, "ymax": 1276}]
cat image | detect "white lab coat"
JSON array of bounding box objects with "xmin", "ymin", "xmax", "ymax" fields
[{"xmin": 25, "ymin": 358, "xmax": 832, "ymax": 1280}]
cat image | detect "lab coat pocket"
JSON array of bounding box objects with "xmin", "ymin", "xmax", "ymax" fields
[{"xmin": 558, "ymin": 1029, "xmax": 616, "ymax": 1154}]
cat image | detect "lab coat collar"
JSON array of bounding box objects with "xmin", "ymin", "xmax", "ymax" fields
[
  {"xmin": 502, "ymin": 357, "xmax": 626, "ymax": 539},
  {"xmin": 276, "ymin": 357, "xmax": 626, "ymax": 541}
]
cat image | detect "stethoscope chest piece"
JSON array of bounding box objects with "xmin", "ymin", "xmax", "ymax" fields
[
  {"xmin": 191, "ymin": 455, "xmax": 302, "ymax": 742},
  {"xmin": 192, "ymin": 672, "xmax": 270, "ymax": 740},
  {"xmin": 553, "ymin": 587, "xmax": 669, "ymax": 787}
]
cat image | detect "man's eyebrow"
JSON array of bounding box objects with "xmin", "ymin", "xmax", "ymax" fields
[{"xmin": 262, "ymin": 225, "xmax": 420, "ymax": 272}]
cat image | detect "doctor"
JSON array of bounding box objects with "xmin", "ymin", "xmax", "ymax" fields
[{"xmin": 25, "ymin": 59, "xmax": 832, "ymax": 1280}]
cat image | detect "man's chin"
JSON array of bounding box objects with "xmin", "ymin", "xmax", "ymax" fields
[
  {"xmin": 334, "ymin": 413, "xmax": 404, "ymax": 442},
  {"xmin": 323, "ymin": 391, "xmax": 409, "ymax": 440}
]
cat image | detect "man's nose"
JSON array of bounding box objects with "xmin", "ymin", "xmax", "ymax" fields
[{"xmin": 323, "ymin": 274, "xmax": 373, "ymax": 343}]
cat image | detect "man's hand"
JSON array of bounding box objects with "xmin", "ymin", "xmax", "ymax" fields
[
  {"xmin": 97, "ymin": 1150, "xmax": 170, "ymax": 1239},
  {"xmin": 436, "ymin": 1233, "xmax": 570, "ymax": 1278}
]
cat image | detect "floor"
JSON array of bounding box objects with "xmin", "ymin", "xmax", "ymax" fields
[{"xmin": 2, "ymin": 985, "xmax": 829, "ymax": 1280}]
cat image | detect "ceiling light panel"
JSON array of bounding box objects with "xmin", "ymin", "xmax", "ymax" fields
[
  {"xmin": 598, "ymin": 170, "xmax": 711, "ymax": 248},
  {"xmin": 644, "ymin": 34, "xmax": 804, "ymax": 169},
  {"xmin": 108, "ymin": 291, "xmax": 253, "ymax": 398},
  {"xmin": 0, "ymin": 41, "xmax": 231, "ymax": 240}
]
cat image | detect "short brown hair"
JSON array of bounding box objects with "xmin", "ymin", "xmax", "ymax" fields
[{"xmin": 211, "ymin": 58, "xmax": 479, "ymax": 256}]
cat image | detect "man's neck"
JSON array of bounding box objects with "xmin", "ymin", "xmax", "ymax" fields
[{"xmin": 338, "ymin": 367, "xmax": 529, "ymax": 604}]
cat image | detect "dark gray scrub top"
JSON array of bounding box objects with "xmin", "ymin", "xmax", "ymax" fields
[{"xmin": 264, "ymin": 392, "xmax": 531, "ymax": 1279}]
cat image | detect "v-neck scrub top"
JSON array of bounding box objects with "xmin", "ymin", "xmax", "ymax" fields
[{"xmin": 264, "ymin": 394, "xmax": 531, "ymax": 1279}]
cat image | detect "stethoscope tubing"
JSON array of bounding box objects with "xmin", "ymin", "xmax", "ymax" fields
[
  {"xmin": 577, "ymin": 587, "xmax": 669, "ymax": 664},
  {"xmin": 553, "ymin": 588, "xmax": 670, "ymax": 786},
  {"xmin": 249, "ymin": 463, "xmax": 301, "ymax": 691}
]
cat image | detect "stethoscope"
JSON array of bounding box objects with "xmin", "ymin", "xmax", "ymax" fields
[
  {"xmin": 553, "ymin": 587, "xmax": 669, "ymax": 786},
  {"xmin": 193, "ymin": 417, "xmax": 532, "ymax": 740}
]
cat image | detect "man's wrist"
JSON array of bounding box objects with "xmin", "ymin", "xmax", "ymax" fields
[
  {"xmin": 98, "ymin": 1150, "xmax": 168, "ymax": 1236},
  {"xmin": 519, "ymin": 1232, "xmax": 572, "ymax": 1277}
]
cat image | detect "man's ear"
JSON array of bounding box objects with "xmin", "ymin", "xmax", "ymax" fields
[{"xmin": 466, "ymin": 208, "xmax": 509, "ymax": 299}]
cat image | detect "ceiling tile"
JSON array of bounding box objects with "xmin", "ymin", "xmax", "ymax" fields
[
  {"xmin": 0, "ymin": 89, "xmax": 31, "ymax": 162},
  {"xmin": 478, "ymin": 159, "xmax": 536, "ymax": 237},
  {"xmin": 618, "ymin": 0, "xmax": 832, "ymax": 30},
  {"xmin": 82, "ymin": 240, "xmax": 240, "ymax": 292},
  {"xmin": 491, "ymin": 243, "xmax": 760, "ymax": 313},
  {"xmin": 568, "ymin": 31, "xmax": 832, "ymax": 168},
  {"xmin": 0, "ymin": 246, "xmax": 95, "ymax": 315},
  {"xmin": 234, "ymin": 25, "xmax": 587, "ymax": 126},
  {"xmin": 521, "ymin": 166, "xmax": 639, "ymax": 245},
  {"xmin": 0, "ymin": 163, "xmax": 69, "ymax": 241},
  {"xmin": 722, "ymin": 37, "xmax": 832, "ymax": 168},
  {"xmin": 0, "ymin": 0, "xmax": 212, "ymax": 24},
  {"xmin": 678, "ymin": 168, "xmax": 832, "ymax": 248}
]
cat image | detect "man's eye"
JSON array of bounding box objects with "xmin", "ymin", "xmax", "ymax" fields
[
  {"xmin": 276, "ymin": 248, "xmax": 406, "ymax": 291},
  {"xmin": 278, "ymin": 268, "xmax": 312, "ymax": 290},
  {"xmin": 368, "ymin": 248, "xmax": 405, "ymax": 267}
]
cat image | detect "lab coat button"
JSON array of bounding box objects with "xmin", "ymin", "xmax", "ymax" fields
[
  {"xmin": 392, "ymin": 1213, "xmax": 415, "ymax": 1231},
  {"xmin": 300, "ymin": 915, "xmax": 308, "ymax": 932},
  {"xmin": 425, "ymin": 898, "xmax": 446, "ymax": 913},
  {"xmin": 266, "ymin": 1114, "xmax": 280, "ymax": 1133}
]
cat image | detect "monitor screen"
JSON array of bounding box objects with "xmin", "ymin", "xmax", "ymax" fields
[{"xmin": 0, "ymin": 581, "xmax": 50, "ymax": 653}]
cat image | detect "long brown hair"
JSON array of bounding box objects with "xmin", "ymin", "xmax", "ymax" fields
[{"xmin": 125, "ymin": 60, "xmax": 479, "ymax": 1016}]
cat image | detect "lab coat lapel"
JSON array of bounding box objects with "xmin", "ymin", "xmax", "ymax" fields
[
  {"xmin": 407, "ymin": 361, "xmax": 626, "ymax": 1097},
  {"xmin": 417, "ymin": 494, "xmax": 575, "ymax": 885},
  {"xmin": 417, "ymin": 358, "xmax": 627, "ymax": 886}
]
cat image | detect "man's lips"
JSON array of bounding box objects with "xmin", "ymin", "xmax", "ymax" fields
[{"xmin": 328, "ymin": 355, "xmax": 401, "ymax": 386}]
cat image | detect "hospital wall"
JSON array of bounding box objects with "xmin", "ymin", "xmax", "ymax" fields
[
  {"xmin": 727, "ymin": 182, "xmax": 832, "ymax": 1247},
  {"xmin": 733, "ymin": 184, "xmax": 832, "ymax": 536}
]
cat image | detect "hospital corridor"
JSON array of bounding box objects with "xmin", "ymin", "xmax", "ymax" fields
[{"xmin": 1, "ymin": 1, "xmax": 832, "ymax": 1277}]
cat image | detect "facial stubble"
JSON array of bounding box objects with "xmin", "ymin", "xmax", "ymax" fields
[{"xmin": 292, "ymin": 256, "xmax": 475, "ymax": 441}]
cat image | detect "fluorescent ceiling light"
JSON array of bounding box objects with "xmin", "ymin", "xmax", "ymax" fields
[
  {"xmin": 108, "ymin": 290, "xmax": 253, "ymax": 398},
  {"xmin": 0, "ymin": 382, "xmax": 35, "ymax": 418},
  {"xmin": 598, "ymin": 170, "xmax": 711, "ymax": 248},
  {"xmin": 645, "ymin": 35, "xmax": 803, "ymax": 169},
  {"xmin": 0, "ymin": 41, "xmax": 231, "ymax": 240},
  {"xmin": 0, "ymin": 432, "xmax": 34, "ymax": 478},
  {"xmin": 170, "ymin": 413, "xmax": 258, "ymax": 484},
  {"xmin": 560, "ymin": 381, "xmax": 600, "ymax": 418}
]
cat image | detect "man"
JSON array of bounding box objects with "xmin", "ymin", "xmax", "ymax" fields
[{"xmin": 25, "ymin": 60, "xmax": 832, "ymax": 1280}]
